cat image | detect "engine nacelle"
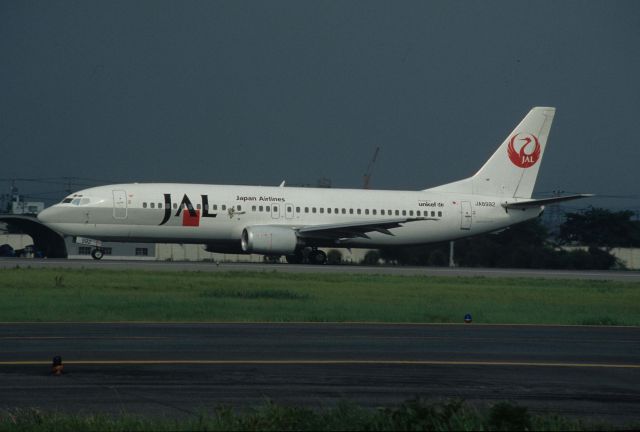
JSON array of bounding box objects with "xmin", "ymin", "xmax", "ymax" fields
[{"xmin": 241, "ymin": 226, "xmax": 299, "ymax": 255}]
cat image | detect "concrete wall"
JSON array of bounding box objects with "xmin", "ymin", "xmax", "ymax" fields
[
  {"xmin": 611, "ymin": 247, "xmax": 640, "ymax": 270},
  {"xmin": 65, "ymin": 238, "xmax": 156, "ymax": 260},
  {"xmin": 155, "ymin": 243, "xmax": 265, "ymax": 262},
  {"xmin": 155, "ymin": 244, "xmax": 374, "ymax": 264},
  {"xmin": 0, "ymin": 234, "xmax": 34, "ymax": 249},
  {"xmin": 12, "ymin": 233, "xmax": 637, "ymax": 268},
  {"xmin": 1, "ymin": 234, "xmax": 373, "ymax": 263}
]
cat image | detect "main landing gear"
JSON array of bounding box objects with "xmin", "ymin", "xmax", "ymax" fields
[
  {"xmin": 285, "ymin": 247, "xmax": 326, "ymax": 265},
  {"xmin": 308, "ymin": 249, "xmax": 327, "ymax": 265}
]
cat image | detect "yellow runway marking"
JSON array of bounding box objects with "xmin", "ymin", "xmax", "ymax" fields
[
  {"xmin": 0, "ymin": 336, "xmax": 167, "ymax": 340},
  {"xmin": 1, "ymin": 360, "xmax": 639, "ymax": 369}
]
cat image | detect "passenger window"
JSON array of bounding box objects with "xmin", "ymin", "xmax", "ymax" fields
[
  {"xmin": 252, "ymin": 205, "xmax": 256, "ymax": 211},
  {"xmin": 295, "ymin": 206, "xmax": 300, "ymax": 213},
  {"xmin": 143, "ymin": 202, "xmax": 147, "ymax": 208},
  {"xmin": 327, "ymin": 208, "xmax": 331, "ymax": 214},
  {"xmin": 381, "ymin": 210, "xmax": 385, "ymax": 215},
  {"xmin": 259, "ymin": 206, "xmax": 264, "ymax": 211},
  {"xmin": 334, "ymin": 208, "xmax": 339, "ymax": 214},
  {"xmin": 365, "ymin": 209, "xmax": 369, "ymax": 215},
  {"xmin": 402, "ymin": 210, "xmax": 406, "ymax": 216},
  {"xmin": 320, "ymin": 208, "xmax": 324, "ymax": 214},
  {"xmin": 438, "ymin": 211, "xmax": 442, "ymax": 217},
  {"xmin": 222, "ymin": 205, "xmax": 226, "ymax": 211},
  {"xmin": 395, "ymin": 210, "xmax": 399, "ymax": 216},
  {"xmin": 373, "ymin": 209, "xmax": 377, "ymax": 215},
  {"xmin": 357, "ymin": 209, "xmax": 361, "ymax": 215},
  {"xmin": 213, "ymin": 205, "xmax": 218, "ymax": 210},
  {"xmin": 416, "ymin": 210, "xmax": 421, "ymax": 216},
  {"xmin": 238, "ymin": 205, "xmax": 242, "ymax": 211},
  {"xmin": 158, "ymin": 203, "xmax": 162, "ymax": 209},
  {"xmin": 342, "ymin": 208, "xmax": 346, "ymax": 214},
  {"xmin": 266, "ymin": 206, "xmax": 270, "ymax": 212},
  {"xmin": 305, "ymin": 207, "xmax": 309, "ymax": 213},
  {"xmin": 409, "ymin": 210, "xmax": 414, "ymax": 216},
  {"xmin": 431, "ymin": 211, "xmax": 435, "ymax": 217},
  {"xmin": 349, "ymin": 209, "xmax": 354, "ymax": 214},
  {"xmin": 150, "ymin": 203, "xmax": 155, "ymax": 209},
  {"xmin": 173, "ymin": 203, "xmax": 178, "ymax": 209},
  {"xmin": 312, "ymin": 207, "xmax": 317, "ymax": 213}
]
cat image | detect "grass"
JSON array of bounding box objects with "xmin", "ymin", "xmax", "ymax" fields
[
  {"xmin": 0, "ymin": 268, "xmax": 639, "ymax": 325},
  {"xmin": 0, "ymin": 399, "xmax": 628, "ymax": 431}
]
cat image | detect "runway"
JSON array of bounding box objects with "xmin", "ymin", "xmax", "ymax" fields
[
  {"xmin": 2, "ymin": 323, "xmax": 639, "ymax": 423},
  {"xmin": 2, "ymin": 257, "xmax": 640, "ymax": 281}
]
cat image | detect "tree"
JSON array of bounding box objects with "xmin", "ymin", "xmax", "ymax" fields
[
  {"xmin": 558, "ymin": 207, "xmax": 640, "ymax": 248},
  {"xmin": 362, "ymin": 250, "xmax": 381, "ymax": 265}
]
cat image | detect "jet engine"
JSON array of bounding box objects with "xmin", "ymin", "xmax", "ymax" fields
[{"xmin": 241, "ymin": 226, "xmax": 300, "ymax": 255}]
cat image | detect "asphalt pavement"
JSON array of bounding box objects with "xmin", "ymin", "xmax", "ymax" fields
[
  {"xmin": 2, "ymin": 257, "xmax": 640, "ymax": 281},
  {"xmin": 1, "ymin": 322, "xmax": 639, "ymax": 423}
]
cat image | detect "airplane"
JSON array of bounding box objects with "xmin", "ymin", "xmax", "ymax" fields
[{"xmin": 38, "ymin": 107, "xmax": 591, "ymax": 264}]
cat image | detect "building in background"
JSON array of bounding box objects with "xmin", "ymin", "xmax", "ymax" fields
[{"xmin": 1, "ymin": 184, "xmax": 45, "ymax": 215}]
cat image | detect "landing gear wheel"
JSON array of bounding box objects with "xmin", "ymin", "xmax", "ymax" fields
[
  {"xmin": 91, "ymin": 249, "xmax": 104, "ymax": 260},
  {"xmin": 308, "ymin": 249, "xmax": 327, "ymax": 265}
]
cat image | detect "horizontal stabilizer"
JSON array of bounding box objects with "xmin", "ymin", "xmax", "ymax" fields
[{"xmin": 501, "ymin": 194, "xmax": 594, "ymax": 209}]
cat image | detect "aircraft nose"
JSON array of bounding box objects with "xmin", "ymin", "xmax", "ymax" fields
[{"xmin": 37, "ymin": 205, "xmax": 65, "ymax": 225}]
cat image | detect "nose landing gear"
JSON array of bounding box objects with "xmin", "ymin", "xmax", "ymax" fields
[
  {"xmin": 90, "ymin": 248, "xmax": 104, "ymax": 260},
  {"xmin": 73, "ymin": 237, "xmax": 105, "ymax": 261}
]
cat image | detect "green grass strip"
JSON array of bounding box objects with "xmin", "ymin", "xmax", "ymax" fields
[
  {"xmin": 0, "ymin": 399, "xmax": 632, "ymax": 431},
  {"xmin": 1, "ymin": 268, "xmax": 639, "ymax": 325}
]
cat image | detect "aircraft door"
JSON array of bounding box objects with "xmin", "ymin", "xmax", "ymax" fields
[
  {"xmin": 285, "ymin": 203, "xmax": 295, "ymax": 219},
  {"xmin": 271, "ymin": 203, "xmax": 281, "ymax": 219},
  {"xmin": 113, "ymin": 189, "xmax": 127, "ymax": 219},
  {"xmin": 460, "ymin": 201, "xmax": 472, "ymax": 230}
]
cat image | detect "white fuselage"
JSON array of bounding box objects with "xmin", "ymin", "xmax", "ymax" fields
[
  {"xmin": 38, "ymin": 183, "xmax": 542, "ymax": 252},
  {"xmin": 36, "ymin": 107, "xmax": 573, "ymax": 259}
]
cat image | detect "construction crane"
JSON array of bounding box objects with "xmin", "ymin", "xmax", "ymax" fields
[{"xmin": 362, "ymin": 146, "xmax": 380, "ymax": 189}]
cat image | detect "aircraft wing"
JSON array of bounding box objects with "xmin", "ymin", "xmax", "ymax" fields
[
  {"xmin": 296, "ymin": 217, "xmax": 435, "ymax": 240},
  {"xmin": 502, "ymin": 194, "xmax": 594, "ymax": 209}
]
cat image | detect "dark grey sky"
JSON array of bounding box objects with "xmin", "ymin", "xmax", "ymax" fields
[{"xmin": 1, "ymin": 1, "xmax": 639, "ymax": 210}]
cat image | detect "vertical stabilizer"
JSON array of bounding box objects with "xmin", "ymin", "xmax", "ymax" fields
[{"xmin": 428, "ymin": 107, "xmax": 555, "ymax": 198}]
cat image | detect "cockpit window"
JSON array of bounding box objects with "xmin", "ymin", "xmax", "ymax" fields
[
  {"xmin": 62, "ymin": 198, "xmax": 73, "ymax": 203},
  {"xmin": 71, "ymin": 199, "xmax": 81, "ymax": 205}
]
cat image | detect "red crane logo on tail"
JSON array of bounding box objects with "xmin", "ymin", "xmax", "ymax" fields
[{"xmin": 507, "ymin": 133, "xmax": 541, "ymax": 168}]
